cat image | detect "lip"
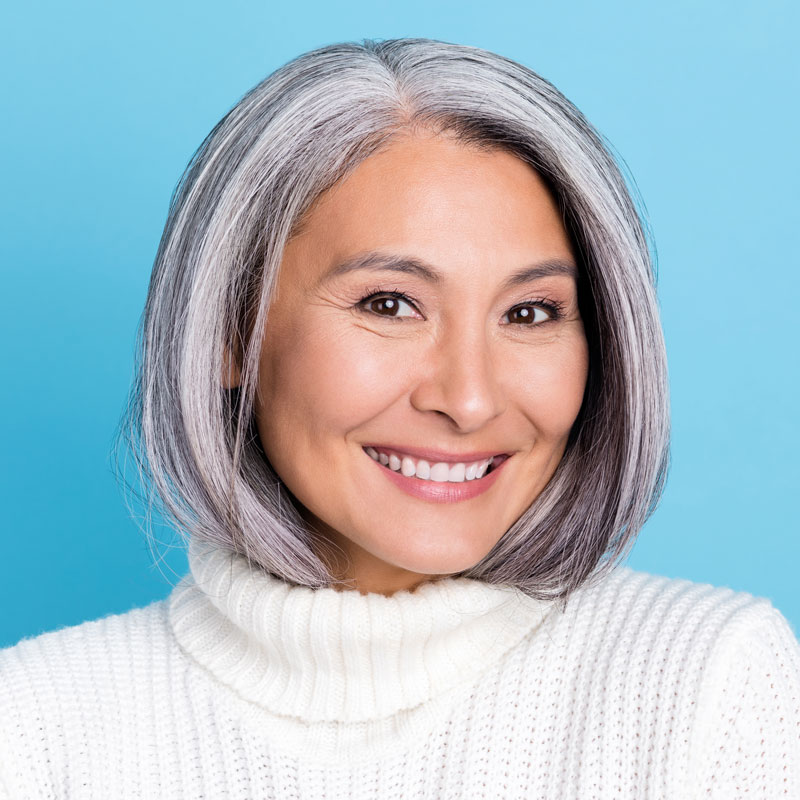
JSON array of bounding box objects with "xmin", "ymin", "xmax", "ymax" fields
[
  {"xmin": 361, "ymin": 443, "xmax": 510, "ymax": 464},
  {"xmin": 364, "ymin": 448, "xmax": 512, "ymax": 504}
]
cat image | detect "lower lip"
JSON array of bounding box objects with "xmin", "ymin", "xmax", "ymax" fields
[{"xmin": 364, "ymin": 450, "xmax": 511, "ymax": 504}]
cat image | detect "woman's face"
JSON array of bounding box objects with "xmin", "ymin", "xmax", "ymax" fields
[{"xmin": 245, "ymin": 131, "xmax": 589, "ymax": 595}]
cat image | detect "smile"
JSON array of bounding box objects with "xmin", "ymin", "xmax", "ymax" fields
[
  {"xmin": 363, "ymin": 445, "xmax": 507, "ymax": 482},
  {"xmin": 362, "ymin": 445, "xmax": 512, "ymax": 504}
]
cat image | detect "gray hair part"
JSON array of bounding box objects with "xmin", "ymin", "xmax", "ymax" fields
[{"xmin": 113, "ymin": 37, "xmax": 670, "ymax": 605}]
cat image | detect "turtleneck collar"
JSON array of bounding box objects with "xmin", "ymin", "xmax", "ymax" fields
[{"xmin": 168, "ymin": 537, "xmax": 557, "ymax": 727}]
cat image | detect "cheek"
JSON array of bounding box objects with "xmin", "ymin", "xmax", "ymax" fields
[
  {"xmin": 510, "ymin": 333, "xmax": 589, "ymax": 437},
  {"xmin": 260, "ymin": 320, "xmax": 405, "ymax": 431}
]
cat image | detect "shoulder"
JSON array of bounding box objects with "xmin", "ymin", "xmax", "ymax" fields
[
  {"xmin": 0, "ymin": 596, "xmax": 182, "ymax": 790},
  {"xmin": 557, "ymin": 563, "xmax": 797, "ymax": 654},
  {"xmin": 0, "ymin": 595, "xmax": 175, "ymax": 687},
  {"xmin": 532, "ymin": 562, "xmax": 800, "ymax": 729},
  {"xmin": 542, "ymin": 564, "xmax": 800, "ymax": 795},
  {"xmin": 0, "ymin": 595, "xmax": 181, "ymax": 710},
  {"xmin": 514, "ymin": 564, "xmax": 800, "ymax": 795}
]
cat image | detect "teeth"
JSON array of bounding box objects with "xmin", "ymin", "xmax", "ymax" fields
[
  {"xmin": 365, "ymin": 446, "xmax": 496, "ymax": 483},
  {"xmin": 415, "ymin": 458, "xmax": 430, "ymax": 479}
]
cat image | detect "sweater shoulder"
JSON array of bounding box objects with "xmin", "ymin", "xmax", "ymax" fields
[
  {"xmin": 565, "ymin": 562, "xmax": 788, "ymax": 639},
  {"xmin": 545, "ymin": 563, "xmax": 800, "ymax": 693},
  {"xmin": 572, "ymin": 566, "xmax": 800, "ymax": 796},
  {"xmin": 502, "ymin": 565, "xmax": 800, "ymax": 797},
  {"xmin": 0, "ymin": 594, "xmax": 175, "ymax": 681},
  {"xmin": 0, "ymin": 597, "xmax": 178, "ymax": 741},
  {"xmin": 525, "ymin": 563, "xmax": 798, "ymax": 689},
  {"xmin": 0, "ymin": 597, "xmax": 188, "ymax": 796}
]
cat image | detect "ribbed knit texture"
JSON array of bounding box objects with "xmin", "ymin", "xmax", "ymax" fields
[{"xmin": 1, "ymin": 537, "xmax": 799, "ymax": 798}]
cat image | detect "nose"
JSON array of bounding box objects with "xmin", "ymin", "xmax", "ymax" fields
[{"xmin": 408, "ymin": 323, "xmax": 507, "ymax": 432}]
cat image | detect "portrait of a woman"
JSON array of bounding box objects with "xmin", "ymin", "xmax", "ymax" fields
[{"xmin": 1, "ymin": 37, "xmax": 798, "ymax": 798}]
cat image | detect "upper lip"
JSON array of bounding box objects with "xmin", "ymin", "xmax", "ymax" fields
[{"xmin": 362, "ymin": 444, "xmax": 511, "ymax": 464}]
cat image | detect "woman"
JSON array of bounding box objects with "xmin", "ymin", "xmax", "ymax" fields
[{"xmin": 1, "ymin": 37, "xmax": 798, "ymax": 798}]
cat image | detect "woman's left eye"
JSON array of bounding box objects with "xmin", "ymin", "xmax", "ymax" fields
[{"xmin": 505, "ymin": 304, "xmax": 554, "ymax": 325}]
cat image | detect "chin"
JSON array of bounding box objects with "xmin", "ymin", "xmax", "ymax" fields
[{"xmin": 380, "ymin": 542, "xmax": 489, "ymax": 579}]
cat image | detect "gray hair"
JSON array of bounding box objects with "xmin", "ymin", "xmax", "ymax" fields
[{"xmin": 113, "ymin": 37, "xmax": 670, "ymax": 603}]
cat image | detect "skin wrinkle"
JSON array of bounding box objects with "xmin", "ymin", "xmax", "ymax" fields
[{"xmin": 224, "ymin": 130, "xmax": 590, "ymax": 597}]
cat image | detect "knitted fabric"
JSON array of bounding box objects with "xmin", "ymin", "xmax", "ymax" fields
[{"xmin": 1, "ymin": 537, "xmax": 798, "ymax": 798}]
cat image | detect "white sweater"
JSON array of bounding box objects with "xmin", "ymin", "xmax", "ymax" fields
[{"xmin": 1, "ymin": 537, "xmax": 799, "ymax": 799}]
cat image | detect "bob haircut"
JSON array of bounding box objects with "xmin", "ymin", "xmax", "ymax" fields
[{"xmin": 114, "ymin": 36, "xmax": 670, "ymax": 603}]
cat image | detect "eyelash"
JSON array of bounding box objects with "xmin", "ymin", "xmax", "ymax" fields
[{"xmin": 355, "ymin": 287, "xmax": 567, "ymax": 327}]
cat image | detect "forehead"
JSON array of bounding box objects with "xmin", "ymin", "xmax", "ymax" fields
[{"xmin": 284, "ymin": 132, "xmax": 575, "ymax": 286}]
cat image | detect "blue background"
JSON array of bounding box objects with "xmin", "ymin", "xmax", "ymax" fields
[{"xmin": 2, "ymin": 0, "xmax": 798, "ymax": 648}]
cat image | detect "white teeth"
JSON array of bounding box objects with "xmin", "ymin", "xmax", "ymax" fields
[
  {"xmin": 365, "ymin": 447, "xmax": 496, "ymax": 483},
  {"xmin": 430, "ymin": 462, "xmax": 451, "ymax": 481},
  {"xmin": 448, "ymin": 463, "xmax": 466, "ymax": 482}
]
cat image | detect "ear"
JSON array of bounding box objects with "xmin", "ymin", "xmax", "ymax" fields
[{"xmin": 222, "ymin": 342, "xmax": 242, "ymax": 389}]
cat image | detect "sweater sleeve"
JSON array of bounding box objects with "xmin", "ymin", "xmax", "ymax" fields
[{"xmin": 688, "ymin": 600, "xmax": 800, "ymax": 798}]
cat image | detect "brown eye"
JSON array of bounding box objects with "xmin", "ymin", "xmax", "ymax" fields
[
  {"xmin": 506, "ymin": 305, "xmax": 552, "ymax": 325},
  {"xmin": 360, "ymin": 293, "xmax": 417, "ymax": 319}
]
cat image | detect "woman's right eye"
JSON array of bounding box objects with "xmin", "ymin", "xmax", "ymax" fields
[{"xmin": 356, "ymin": 291, "xmax": 419, "ymax": 320}]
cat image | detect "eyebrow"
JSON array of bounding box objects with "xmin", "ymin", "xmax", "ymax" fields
[{"xmin": 319, "ymin": 251, "xmax": 578, "ymax": 291}]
